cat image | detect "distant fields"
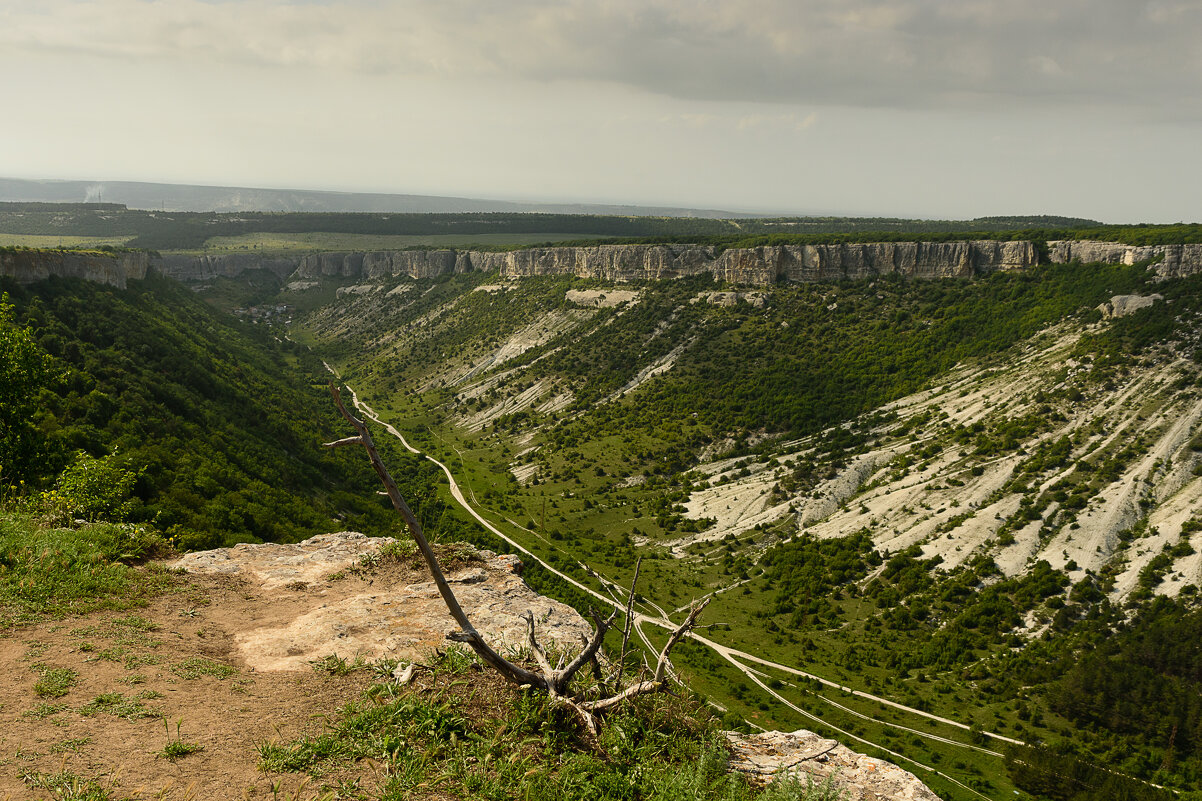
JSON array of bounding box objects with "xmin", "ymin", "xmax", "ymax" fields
[
  {"xmin": 0, "ymin": 234, "xmax": 134, "ymax": 248},
  {"xmin": 182, "ymin": 231, "xmax": 620, "ymax": 254}
]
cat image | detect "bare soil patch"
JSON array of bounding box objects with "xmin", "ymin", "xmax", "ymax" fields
[{"xmin": 0, "ymin": 565, "xmax": 420, "ymax": 799}]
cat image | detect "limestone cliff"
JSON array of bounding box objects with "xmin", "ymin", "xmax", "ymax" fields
[
  {"xmin": 157, "ymin": 238, "xmax": 1202, "ymax": 286},
  {"xmin": 0, "ymin": 249, "xmax": 151, "ymax": 288},
  {"xmin": 1048, "ymin": 239, "xmax": 1202, "ymax": 279},
  {"xmin": 274, "ymin": 240, "xmax": 1037, "ymax": 286},
  {"xmin": 158, "ymin": 252, "xmax": 298, "ymax": 280}
]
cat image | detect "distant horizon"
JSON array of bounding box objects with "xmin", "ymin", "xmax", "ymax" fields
[{"xmin": 0, "ymin": 175, "xmax": 1127, "ymax": 225}]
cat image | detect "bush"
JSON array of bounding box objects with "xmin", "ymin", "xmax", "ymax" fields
[{"xmin": 43, "ymin": 452, "xmax": 137, "ymax": 524}]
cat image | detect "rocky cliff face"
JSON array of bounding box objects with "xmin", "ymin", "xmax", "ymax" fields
[
  {"xmin": 276, "ymin": 240, "xmax": 1037, "ymax": 286},
  {"xmin": 159, "ymin": 238, "xmax": 1202, "ymax": 286},
  {"xmin": 717, "ymin": 240, "xmax": 1036, "ymax": 283},
  {"xmin": 158, "ymin": 252, "xmax": 298, "ymax": 280},
  {"xmin": 0, "ymin": 250, "xmax": 151, "ymax": 288},
  {"xmin": 1048, "ymin": 240, "xmax": 1202, "ymax": 279}
]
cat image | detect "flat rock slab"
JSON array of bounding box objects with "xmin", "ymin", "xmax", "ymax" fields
[
  {"xmin": 726, "ymin": 729, "xmax": 940, "ymax": 801},
  {"xmin": 565, "ymin": 288, "xmax": 641, "ymax": 307},
  {"xmin": 172, "ymin": 532, "xmax": 591, "ymax": 671}
]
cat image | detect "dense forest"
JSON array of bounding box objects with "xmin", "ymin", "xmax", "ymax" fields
[{"xmin": 0, "ymin": 272, "xmax": 455, "ymax": 548}]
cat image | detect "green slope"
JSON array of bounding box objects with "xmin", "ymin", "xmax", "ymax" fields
[
  {"xmin": 291, "ymin": 259, "xmax": 1202, "ymax": 800},
  {"xmin": 2, "ymin": 269, "xmax": 453, "ymax": 548}
]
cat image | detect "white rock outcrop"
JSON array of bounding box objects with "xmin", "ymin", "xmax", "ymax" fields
[
  {"xmin": 0, "ymin": 250, "xmax": 151, "ymax": 288},
  {"xmin": 1098, "ymin": 293, "xmax": 1163, "ymax": 318},
  {"xmin": 172, "ymin": 532, "xmax": 591, "ymax": 672},
  {"xmin": 1048, "ymin": 240, "xmax": 1202, "ymax": 279},
  {"xmin": 726, "ymin": 729, "xmax": 940, "ymax": 801}
]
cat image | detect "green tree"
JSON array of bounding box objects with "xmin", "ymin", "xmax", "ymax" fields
[{"xmin": 0, "ymin": 293, "xmax": 54, "ymax": 484}]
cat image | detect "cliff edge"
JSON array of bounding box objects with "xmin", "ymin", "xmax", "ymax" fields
[{"xmin": 0, "ymin": 249, "xmax": 152, "ymax": 288}]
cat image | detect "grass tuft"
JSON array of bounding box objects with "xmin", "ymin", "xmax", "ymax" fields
[
  {"xmin": 22, "ymin": 702, "xmax": 70, "ymax": 719},
  {"xmin": 157, "ymin": 717, "xmax": 205, "ymax": 762},
  {"xmin": 33, "ymin": 667, "xmax": 78, "ymax": 699},
  {"xmin": 78, "ymin": 692, "xmax": 158, "ymax": 721},
  {"xmin": 310, "ymin": 653, "xmax": 372, "ymax": 676},
  {"xmin": 0, "ymin": 514, "xmax": 177, "ymax": 629}
]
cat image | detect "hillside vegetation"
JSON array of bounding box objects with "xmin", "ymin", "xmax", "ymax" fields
[
  {"xmin": 0, "ymin": 272, "xmax": 455, "ymax": 549},
  {"xmin": 0, "ymin": 202, "xmax": 1145, "ymax": 252},
  {"xmin": 290, "ymin": 257, "xmax": 1202, "ymax": 800},
  {"xmin": 8, "ymin": 234, "xmax": 1202, "ymax": 799}
]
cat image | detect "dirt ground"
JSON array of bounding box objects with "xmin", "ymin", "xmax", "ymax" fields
[{"xmin": 0, "ymin": 564, "xmax": 428, "ymax": 800}]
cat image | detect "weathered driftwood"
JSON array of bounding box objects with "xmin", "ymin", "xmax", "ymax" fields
[{"xmin": 325, "ymin": 383, "xmax": 707, "ymax": 733}]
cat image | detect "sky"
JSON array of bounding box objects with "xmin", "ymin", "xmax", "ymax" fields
[{"xmin": 0, "ymin": 0, "xmax": 1199, "ymax": 222}]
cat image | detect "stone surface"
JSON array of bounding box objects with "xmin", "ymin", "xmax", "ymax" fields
[
  {"xmin": 173, "ymin": 535, "xmax": 936, "ymax": 799},
  {"xmin": 284, "ymin": 280, "xmax": 320, "ymax": 291},
  {"xmin": 1099, "ymin": 293, "xmax": 1163, "ymax": 318},
  {"xmin": 158, "ymin": 252, "xmax": 297, "ymax": 280},
  {"xmin": 693, "ymin": 290, "xmax": 767, "ymax": 308},
  {"xmin": 171, "ymin": 532, "xmax": 592, "ymax": 672},
  {"xmin": 155, "ymin": 240, "xmax": 1041, "ymax": 286},
  {"xmin": 1048, "ymin": 240, "xmax": 1202, "ymax": 279},
  {"xmin": 565, "ymin": 288, "xmax": 641, "ymax": 307},
  {"xmin": 335, "ymin": 283, "xmax": 383, "ymax": 298},
  {"xmin": 725, "ymin": 729, "xmax": 940, "ymax": 801},
  {"xmin": 145, "ymin": 239, "xmax": 1202, "ymax": 286}
]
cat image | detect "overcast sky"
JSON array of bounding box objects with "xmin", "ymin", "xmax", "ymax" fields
[{"xmin": 1, "ymin": 0, "xmax": 1199, "ymax": 221}]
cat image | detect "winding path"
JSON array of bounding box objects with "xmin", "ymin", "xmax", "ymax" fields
[{"xmin": 343, "ymin": 384, "xmax": 1020, "ymax": 796}]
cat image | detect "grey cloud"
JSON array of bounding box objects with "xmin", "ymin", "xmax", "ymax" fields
[{"xmin": 4, "ymin": 0, "xmax": 1200, "ymax": 113}]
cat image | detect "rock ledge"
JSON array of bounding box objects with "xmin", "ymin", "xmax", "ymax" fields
[{"xmin": 171, "ymin": 532, "xmax": 590, "ymax": 672}]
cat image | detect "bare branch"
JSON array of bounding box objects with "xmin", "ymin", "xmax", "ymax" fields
[
  {"xmin": 580, "ymin": 598, "xmax": 711, "ymax": 714},
  {"xmin": 579, "ymin": 633, "xmax": 606, "ymax": 690},
  {"xmin": 558, "ymin": 608, "xmax": 618, "ymax": 690},
  {"xmin": 654, "ymin": 598, "xmax": 710, "ymax": 684},
  {"xmin": 523, "ymin": 611, "xmax": 556, "ymax": 685},
  {"xmin": 562, "ymin": 697, "xmax": 599, "ymax": 737},
  {"xmin": 616, "ymin": 557, "xmax": 642, "ymax": 689},
  {"xmin": 327, "ymin": 382, "xmax": 544, "ymax": 690},
  {"xmin": 581, "ymin": 679, "xmax": 660, "ymax": 713}
]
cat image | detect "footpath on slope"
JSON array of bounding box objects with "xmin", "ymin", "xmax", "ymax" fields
[{"xmin": 343, "ymin": 385, "xmax": 1008, "ymax": 799}]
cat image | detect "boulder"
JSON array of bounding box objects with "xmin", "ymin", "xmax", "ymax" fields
[{"xmin": 725, "ymin": 729, "xmax": 940, "ymax": 801}]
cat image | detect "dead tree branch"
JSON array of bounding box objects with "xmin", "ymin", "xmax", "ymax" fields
[
  {"xmin": 326, "ymin": 383, "xmax": 542, "ymax": 689},
  {"xmin": 616, "ymin": 556, "xmax": 642, "ymax": 689},
  {"xmin": 582, "ymin": 598, "xmax": 710, "ymax": 714}
]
